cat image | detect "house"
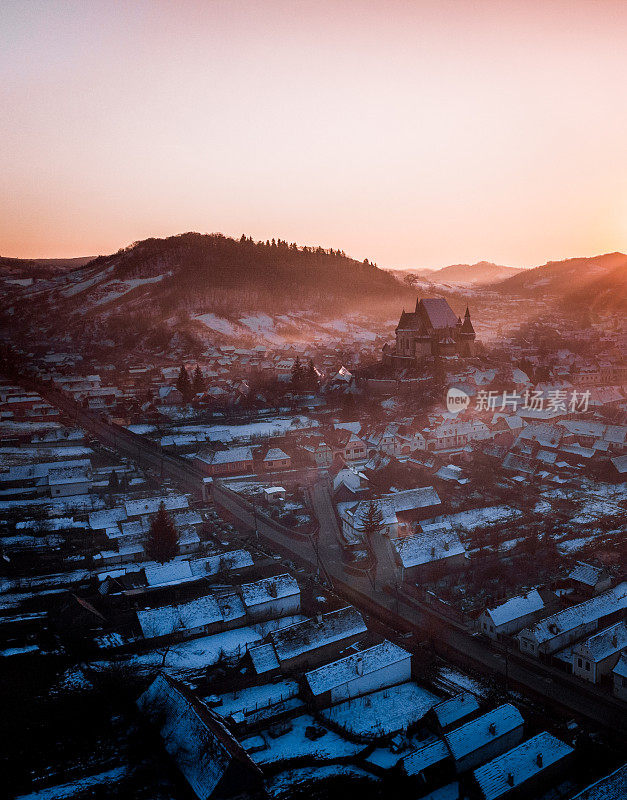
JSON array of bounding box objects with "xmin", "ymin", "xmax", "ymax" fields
[
  {"xmin": 400, "ymin": 738, "xmax": 451, "ymax": 779},
  {"xmin": 570, "ymin": 762, "xmax": 627, "ymax": 800},
  {"xmin": 195, "ymin": 447, "xmax": 254, "ymax": 477},
  {"xmin": 47, "ymin": 464, "xmax": 92, "ymax": 497},
  {"xmin": 472, "ymin": 731, "xmax": 573, "ymax": 800},
  {"xmin": 239, "ymin": 573, "xmax": 300, "ymax": 620},
  {"xmin": 516, "ymin": 582, "xmax": 627, "ymax": 657},
  {"xmin": 136, "ymin": 673, "xmax": 263, "ymax": 800},
  {"xmin": 611, "ymin": 654, "xmax": 627, "ymax": 701},
  {"xmin": 444, "ymin": 704, "xmax": 525, "ymax": 773},
  {"xmin": 263, "ymin": 486, "xmax": 286, "ymax": 503},
  {"xmin": 158, "ymin": 386, "xmax": 184, "ymax": 406},
  {"xmin": 571, "ymin": 621, "xmax": 627, "ymax": 683},
  {"xmin": 269, "ymin": 606, "xmax": 367, "ymax": 672},
  {"xmin": 391, "ymin": 526, "xmax": 466, "ymax": 582},
  {"xmin": 137, "ymin": 595, "xmax": 225, "ymax": 641},
  {"xmin": 478, "ymin": 590, "xmax": 552, "ymax": 640},
  {"xmin": 567, "ymin": 562, "xmax": 613, "ymax": 600},
  {"xmin": 429, "ymin": 692, "xmax": 480, "ymax": 732},
  {"xmin": 339, "ymin": 486, "xmax": 441, "ymax": 542},
  {"xmin": 262, "ymin": 448, "xmax": 291, "ymax": 470},
  {"xmin": 304, "ymin": 640, "xmax": 411, "ymax": 707}
]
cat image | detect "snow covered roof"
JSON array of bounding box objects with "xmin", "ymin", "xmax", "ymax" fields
[
  {"xmin": 263, "ymin": 448, "xmax": 289, "ymax": 462},
  {"xmin": 125, "ymin": 494, "xmax": 189, "ymax": 518},
  {"xmin": 418, "ymin": 298, "xmax": 459, "ymax": 329},
  {"xmin": 568, "ymin": 562, "xmax": 606, "ymax": 588},
  {"xmin": 393, "ymin": 527, "xmax": 465, "ymax": 568},
  {"xmin": 144, "ymin": 560, "xmax": 194, "ymax": 587},
  {"xmin": 444, "ymin": 704, "xmax": 524, "ymax": 762},
  {"xmin": 197, "ymin": 446, "xmax": 253, "ymax": 465},
  {"xmin": 137, "ymin": 673, "xmax": 262, "ymax": 800},
  {"xmin": 88, "ymin": 507, "xmax": 127, "ymax": 530},
  {"xmin": 519, "ymin": 583, "xmax": 627, "ymax": 644},
  {"xmin": 137, "ymin": 595, "xmax": 223, "ymax": 639},
  {"xmin": 344, "ymin": 487, "xmax": 441, "ymax": 530},
  {"xmin": 305, "ymin": 640, "xmax": 410, "ymax": 696},
  {"xmin": 485, "ymin": 590, "xmax": 545, "ymax": 628},
  {"xmin": 571, "ymin": 762, "xmax": 627, "ymax": 800},
  {"xmin": 573, "ymin": 621, "xmax": 627, "ymax": 664},
  {"xmin": 402, "ymin": 737, "xmax": 450, "ymax": 775},
  {"xmin": 240, "ymin": 573, "xmax": 300, "ymax": 608},
  {"xmin": 432, "ymin": 692, "xmax": 480, "ymax": 729},
  {"xmin": 473, "ymin": 732, "xmax": 573, "ymax": 800},
  {"xmin": 248, "ymin": 643, "xmax": 280, "ymax": 674},
  {"xmin": 270, "ymin": 607, "xmax": 367, "ymax": 662}
]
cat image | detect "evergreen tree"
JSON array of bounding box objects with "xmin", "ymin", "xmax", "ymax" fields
[
  {"xmin": 290, "ymin": 356, "xmax": 303, "ymax": 389},
  {"xmin": 304, "ymin": 359, "xmax": 319, "ymax": 391},
  {"xmin": 108, "ymin": 470, "xmax": 119, "ymax": 491},
  {"xmin": 362, "ymin": 500, "xmax": 384, "ymax": 539},
  {"xmin": 146, "ymin": 501, "xmax": 179, "ymax": 563},
  {"xmin": 176, "ymin": 365, "xmax": 193, "ymax": 402},
  {"xmin": 192, "ymin": 365, "xmax": 206, "ymax": 395}
]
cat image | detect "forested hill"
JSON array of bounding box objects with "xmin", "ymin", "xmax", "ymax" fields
[{"xmin": 87, "ymin": 232, "xmax": 411, "ymax": 313}]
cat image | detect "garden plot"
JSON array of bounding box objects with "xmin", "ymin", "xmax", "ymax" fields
[
  {"xmin": 214, "ymin": 680, "xmax": 299, "ymax": 718},
  {"xmin": 117, "ymin": 626, "xmax": 264, "ymax": 677},
  {"xmin": 267, "ymin": 765, "xmax": 379, "ymax": 797},
  {"xmin": 321, "ymin": 682, "xmax": 439, "ymax": 738},
  {"xmin": 242, "ymin": 713, "xmax": 365, "ymax": 765}
]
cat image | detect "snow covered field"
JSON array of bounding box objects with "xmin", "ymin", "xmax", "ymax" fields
[{"xmin": 321, "ymin": 682, "xmax": 439, "ymax": 738}]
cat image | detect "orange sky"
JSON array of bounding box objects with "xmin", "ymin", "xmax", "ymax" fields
[{"xmin": 2, "ymin": 0, "xmax": 627, "ymax": 268}]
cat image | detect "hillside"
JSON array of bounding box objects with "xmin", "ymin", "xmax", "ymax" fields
[
  {"xmin": 0, "ymin": 256, "xmax": 94, "ymax": 279},
  {"xmin": 493, "ymin": 252, "xmax": 627, "ymax": 298},
  {"xmin": 3, "ymin": 232, "xmax": 416, "ymax": 351},
  {"xmin": 564, "ymin": 263, "xmax": 627, "ymax": 313}
]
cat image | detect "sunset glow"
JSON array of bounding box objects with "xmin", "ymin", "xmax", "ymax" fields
[{"xmin": 2, "ymin": 0, "xmax": 627, "ymax": 266}]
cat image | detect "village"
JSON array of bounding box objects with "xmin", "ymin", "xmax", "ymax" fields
[{"xmin": 0, "ymin": 293, "xmax": 625, "ymax": 800}]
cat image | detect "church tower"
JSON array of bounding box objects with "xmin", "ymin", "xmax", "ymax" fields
[{"xmin": 457, "ymin": 306, "xmax": 476, "ymax": 356}]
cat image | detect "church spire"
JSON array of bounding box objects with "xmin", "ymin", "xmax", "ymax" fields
[{"xmin": 461, "ymin": 305, "xmax": 475, "ymax": 334}]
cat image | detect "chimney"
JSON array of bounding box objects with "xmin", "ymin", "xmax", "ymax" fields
[
  {"xmin": 507, "ymin": 773, "xmax": 514, "ymax": 786},
  {"xmin": 356, "ymin": 657, "xmax": 364, "ymax": 676},
  {"xmin": 488, "ymin": 722, "xmax": 496, "ymax": 735},
  {"xmin": 536, "ymin": 753, "xmax": 543, "ymax": 767}
]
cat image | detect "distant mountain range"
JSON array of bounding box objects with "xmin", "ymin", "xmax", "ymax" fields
[{"xmin": 415, "ymin": 261, "xmax": 523, "ymax": 285}]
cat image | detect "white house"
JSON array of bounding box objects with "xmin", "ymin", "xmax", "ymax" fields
[
  {"xmin": 478, "ymin": 590, "xmax": 549, "ymax": 640},
  {"xmin": 392, "ymin": 525, "xmax": 466, "ymax": 582},
  {"xmin": 516, "ymin": 582, "xmax": 627, "ymax": 657},
  {"xmin": 304, "ymin": 640, "xmax": 411, "ymax": 707},
  {"xmin": 240, "ymin": 574, "xmax": 300, "ymax": 620},
  {"xmin": 339, "ymin": 486, "xmax": 441, "ymax": 542},
  {"xmin": 444, "ymin": 704, "xmax": 525, "ymax": 773},
  {"xmin": 571, "ymin": 621, "xmax": 627, "ymax": 683},
  {"xmin": 473, "ymin": 731, "xmax": 573, "ymax": 800}
]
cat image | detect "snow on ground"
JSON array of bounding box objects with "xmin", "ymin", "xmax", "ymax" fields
[
  {"xmin": 14, "ymin": 766, "xmax": 129, "ymax": 800},
  {"xmin": 430, "ymin": 505, "xmax": 521, "ymax": 531},
  {"xmin": 437, "ymin": 667, "xmax": 486, "ymax": 698},
  {"xmin": 243, "ymin": 713, "xmax": 365, "ymax": 765},
  {"xmin": 90, "ymin": 274, "xmax": 167, "ymax": 307},
  {"xmin": 321, "ymin": 682, "xmax": 439, "ymax": 738},
  {"xmin": 267, "ymin": 765, "xmax": 378, "ymax": 797},
  {"xmin": 115, "ymin": 626, "xmax": 264, "ymax": 677},
  {"xmin": 365, "ymin": 748, "xmax": 402, "ymax": 768},
  {"xmin": 125, "ymin": 424, "xmax": 157, "ymax": 434},
  {"xmin": 556, "ymin": 536, "xmax": 599, "ymax": 554},
  {"xmin": 214, "ymin": 680, "xmax": 299, "ymax": 717},
  {"xmin": 195, "ymin": 313, "xmax": 239, "ymax": 337}
]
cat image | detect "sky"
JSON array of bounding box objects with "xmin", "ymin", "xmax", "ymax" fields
[{"xmin": 2, "ymin": 0, "xmax": 627, "ymax": 268}]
